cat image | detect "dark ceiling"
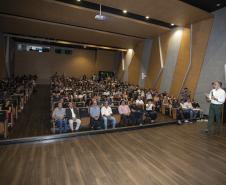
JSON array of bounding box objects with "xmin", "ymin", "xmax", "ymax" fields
[
  {"xmin": 56, "ymin": 0, "xmax": 176, "ymax": 29},
  {"xmin": 181, "ymin": 0, "xmax": 226, "ymax": 12}
]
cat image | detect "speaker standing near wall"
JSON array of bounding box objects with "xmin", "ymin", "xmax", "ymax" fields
[{"xmin": 205, "ymin": 81, "xmax": 226, "ymax": 135}]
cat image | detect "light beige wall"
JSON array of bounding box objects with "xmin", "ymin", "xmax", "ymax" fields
[
  {"xmin": 0, "ymin": 33, "xmax": 6, "ymax": 79},
  {"xmin": 128, "ymin": 41, "xmax": 144, "ymax": 85},
  {"xmin": 14, "ymin": 47, "xmax": 120, "ymax": 83}
]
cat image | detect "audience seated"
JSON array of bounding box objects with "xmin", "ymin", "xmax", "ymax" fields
[
  {"xmin": 130, "ymin": 99, "xmax": 144, "ymax": 125},
  {"xmin": 52, "ymin": 102, "xmax": 68, "ymax": 133},
  {"xmin": 89, "ymin": 100, "xmax": 103, "ymax": 129},
  {"xmin": 65, "ymin": 102, "xmax": 81, "ymax": 132},
  {"xmin": 118, "ymin": 100, "xmax": 131, "ymax": 125},
  {"xmin": 49, "ymin": 73, "xmax": 203, "ymax": 134},
  {"xmin": 0, "ymin": 75, "xmax": 37, "ymax": 137},
  {"xmin": 145, "ymin": 99, "xmax": 157, "ymax": 123},
  {"xmin": 101, "ymin": 101, "xmax": 116, "ymax": 130},
  {"xmin": 180, "ymin": 99, "xmax": 196, "ymax": 123}
]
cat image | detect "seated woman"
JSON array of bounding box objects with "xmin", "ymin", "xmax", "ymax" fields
[
  {"xmin": 118, "ymin": 100, "xmax": 131, "ymax": 126},
  {"xmin": 145, "ymin": 99, "xmax": 157, "ymax": 123}
]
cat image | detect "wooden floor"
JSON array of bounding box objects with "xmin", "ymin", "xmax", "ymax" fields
[{"xmin": 0, "ymin": 122, "xmax": 226, "ymax": 185}]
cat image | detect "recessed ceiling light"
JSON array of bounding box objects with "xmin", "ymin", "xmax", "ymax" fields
[
  {"xmin": 145, "ymin": 16, "xmax": 150, "ymax": 19},
  {"xmin": 217, "ymin": 3, "xmax": 221, "ymax": 7},
  {"xmin": 76, "ymin": 0, "xmax": 81, "ymax": 2},
  {"xmin": 123, "ymin": 10, "xmax": 127, "ymax": 14},
  {"xmin": 171, "ymin": 23, "xmax": 175, "ymax": 26}
]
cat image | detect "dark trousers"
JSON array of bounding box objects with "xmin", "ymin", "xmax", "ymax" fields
[
  {"xmin": 56, "ymin": 119, "xmax": 68, "ymax": 133},
  {"xmin": 90, "ymin": 117, "xmax": 103, "ymax": 130},
  {"xmin": 146, "ymin": 111, "xmax": 157, "ymax": 120},
  {"xmin": 177, "ymin": 109, "xmax": 185, "ymax": 120},
  {"xmin": 208, "ymin": 103, "xmax": 223, "ymax": 134},
  {"xmin": 131, "ymin": 111, "xmax": 143, "ymax": 125},
  {"xmin": 120, "ymin": 114, "xmax": 131, "ymax": 125}
]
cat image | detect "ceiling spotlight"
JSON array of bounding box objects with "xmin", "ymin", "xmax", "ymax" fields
[
  {"xmin": 145, "ymin": 16, "xmax": 150, "ymax": 19},
  {"xmin": 123, "ymin": 10, "xmax": 127, "ymax": 14},
  {"xmin": 171, "ymin": 23, "xmax": 175, "ymax": 26},
  {"xmin": 217, "ymin": 3, "xmax": 221, "ymax": 7},
  {"xmin": 76, "ymin": 0, "xmax": 81, "ymax": 2}
]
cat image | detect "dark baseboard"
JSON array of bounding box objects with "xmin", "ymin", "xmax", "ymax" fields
[{"xmin": 0, "ymin": 120, "xmax": 177, "ymax": 146}]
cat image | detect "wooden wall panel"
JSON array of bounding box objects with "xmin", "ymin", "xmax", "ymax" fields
[
  {"xmin": 169, "ymin": 28, "xmax": 190, "ymax": 97},
  {"xmin": 183, "ymin": 18, "xmax": 213, "ymax": 98},
  {"xmin": 144, "ymin": 31, "xmax": 171, "ymax": 89},
  {"xmin": 128, "ymin": 41, "xmax": 144, "ymax": 85},
  {"xmin": 14, "ymin": 48, "xmax": 120, "ymax": 83},
  {"xmin": 0, "ymin": 33, "xmax": 6, "ymax": 79}
]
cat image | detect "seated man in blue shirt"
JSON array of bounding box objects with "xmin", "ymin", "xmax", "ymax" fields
[
  {"xmin": 89, "ymin": 100, "xmax": 103, "ymax": 129},
  {"xmin": 52, "ymin": 102, "xmax": 68, "ymax": 133}
]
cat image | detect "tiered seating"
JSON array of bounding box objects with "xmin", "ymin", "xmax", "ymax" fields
[
  {"xmin": 0, "ymin": 75, "xmax": 37, "ymax": 138},
  {"xmin": 50, "ymin": 74, "xmax": 203, "ymax": 133}
]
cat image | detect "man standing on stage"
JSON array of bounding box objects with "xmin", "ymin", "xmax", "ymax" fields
[{"xmin": 205, "ymin": 81, "xmax": 226, "ymax": 135}]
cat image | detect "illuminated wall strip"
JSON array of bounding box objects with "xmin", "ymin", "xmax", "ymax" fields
[
  {"xmin": 152, "ymin": 36, "xmax": 164, "ymax": 88},
  {"xmin": 178, "ymin": 24, "xmax": 193, "ymax": 98}
]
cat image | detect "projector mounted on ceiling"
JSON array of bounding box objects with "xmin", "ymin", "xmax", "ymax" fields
[{"xmin": 95, "ymin": 4, "xmax": 106, "ymax": 21}]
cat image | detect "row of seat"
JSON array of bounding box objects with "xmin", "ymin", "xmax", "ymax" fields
[{"xmin": 0, "ymin": 89, "xmax": 33, "ymax": 138}]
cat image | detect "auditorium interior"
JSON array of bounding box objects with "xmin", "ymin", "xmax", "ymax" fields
[{"xmin": 0, "ymin": 0, "xmax": 226, "ymax": 185}]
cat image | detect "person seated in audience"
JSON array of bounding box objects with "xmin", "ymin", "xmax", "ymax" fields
[
  {"xmin": 180, "ymin": 99, "xmax": 195, "ymax": 123},
  {"xmin": 146, "ymin": 90, "xmax": 153, "ymax": 100},
  {"xmin": 52, "ymin": 102, "xmax": 68, "ymax": 133},
  {"xmin": 65, "ymin": 102, "xmax": 81, "ymax": 132},
  {"xmin": 130, "ymin": 100, "xmax": 144, "ymax": 125},
  {"xmin": 145, "ymin": 99, "xmax": 157, "ymax": 123},
  {"xmin": 2, "ymin": 100, "xmax": 12, "ymax": 126},
  {"xmin": 192, "ymin": 99, "xmax": 203, "ymax": 120},
  {"xmin": 162, "ymin": 96, "xmax": 172, "ymax": 116},
  {"xmin": 118, "ymin": 100, "xmax": 131, "ymax": 125},
  {"xmin": 135, "ymin": 95, "xmax": 144, "ymax": 107},
  {"xmin": 105, "ymin": 96, "xmax": 113, "ymax": 106},
  {"xmin": 172, "ymin": 98, "xmax": 185, "ymax": 125},
  {"xmin": 153, "ymin": 94, "xmax": 161, "ymax": 112},
  {"xmin": 89, "ymin": 100, "xmax": 103, "ymax": 129},
  {"xmin": 101, "ymin": 101, "xmax": 116, "ymax": 130}
]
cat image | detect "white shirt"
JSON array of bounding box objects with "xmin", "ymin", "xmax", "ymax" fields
[
  {"xmin": 146, "ymin": 93, "xmax": 152, "ymax": 100},
  {"xmin": 70, "ymin": 108, "xmax": 76, "ymax": 118},
  {"xmin": 209, "ymin": 88, "xmax": 226, "ymax": 105},
  {"xmin": 136, "ymin": 99, "xmax": 144, "ymax": 105},
  {"xmin": 101, "ymin": 106, "xmax": 113, "ymax": 117},
  {"xmin": 183, "ymin": 102, "xmax": 193, "ymax": 109},
  {"xmin": 146, "ymin": 103, "xmax": 155, "ymax": 111}
]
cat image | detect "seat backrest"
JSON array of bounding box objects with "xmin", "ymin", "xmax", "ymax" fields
[
  {"xmin": 111, "ymin": 107, "xmax": 119, "ymax": 115},
  {"xmin": 112, "ymin": 101, "xmax": 120, "ymax": 106},
  {"xmin": 79, "ymin": 107, "xmax": 89, "ymax": 118},
  {"xmin": 76, "ymin": 102, "xmax": 85, "ymax": 107},
  {"xmin": 0, "ymin": 111, "xmax": 6, "ymax": 122}
]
